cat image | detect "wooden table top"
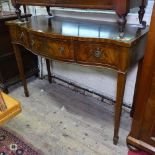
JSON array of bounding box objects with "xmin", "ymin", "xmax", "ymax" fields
[
  {"xmin": 6, "ymin": 15, "xmax": 149, "ymax": 47},
  {"xmin": 0, "ymin": 11, "xmax": 31, "ymax": 21}
]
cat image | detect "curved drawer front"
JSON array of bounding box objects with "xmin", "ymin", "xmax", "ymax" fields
[
  {"xmin": 77, "ymin": 42, "xmax": 119, "ymax": 68},
  {"xmin": 30, "ymin": 34, "xmax": 74, "ymax": 61},
  {"xmin": 30, "ymin": 34, "xmax": 43, "ymax": 55}
]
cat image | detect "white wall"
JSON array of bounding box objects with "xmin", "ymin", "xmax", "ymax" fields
[{"xmin": 28, "ymin": 1, "xmax": 154, "ymax": 106}]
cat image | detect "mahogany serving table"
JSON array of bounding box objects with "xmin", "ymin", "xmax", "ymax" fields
[
  {"xmin": 6, "ymin": 15, "xmax": 149, "ymax": 144},
  {"xmin": 11, "ymin": 0, "xmax": 148, "ymax": 35}
]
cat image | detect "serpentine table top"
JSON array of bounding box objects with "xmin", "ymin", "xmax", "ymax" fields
[{"xmin": 7, "ymin": 15, "xmax": 149, "ymax": 47}]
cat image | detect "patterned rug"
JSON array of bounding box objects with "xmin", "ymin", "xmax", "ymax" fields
[
  {"xmin": 128, "ymin": 150, "xmax": 150, "ymax": 155},
  {"xmin": 0, "ymin": 127, "xmax": 43, "ymax": 155}
]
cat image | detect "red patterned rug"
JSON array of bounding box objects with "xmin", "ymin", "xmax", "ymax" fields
[
  {"xmin": 0, "ymin": 127, "xmax": 43, "ymax": 155},
  {"xmin": 128, "ymin": 150, "xmax": 150, "ymax": 155}
]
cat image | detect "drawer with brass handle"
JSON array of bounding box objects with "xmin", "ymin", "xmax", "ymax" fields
[
  {"xmin": 77, "ymin": 42, "xmax": 119, "ymax": 69},
  {"xmin": 30, "ymin": 34, "xmax": 74, "ymax": 61}
]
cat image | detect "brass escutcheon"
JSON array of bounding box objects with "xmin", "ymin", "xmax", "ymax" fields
[
  {"xmin": 93, "ymin": 48, "xmax": 103, "ymax": 58},
  {"xmin": 58, "ymin": 47, "xmax": 65, "ymax": 54}
]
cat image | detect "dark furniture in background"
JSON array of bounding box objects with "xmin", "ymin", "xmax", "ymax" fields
[
  {"xmin": 6, "ymin": 15, "xmax": 149, "ymax": 145},
  {"xmin": 11, "ymin": 0, "xmax": 148, "ymax": 35},
  {"xmin": 0, "ymin": 12, "xmax": 39, "ymax": 93},
  {"xmin": 127, "ymin": 3, "xmax": 155, "ymax": 155}
]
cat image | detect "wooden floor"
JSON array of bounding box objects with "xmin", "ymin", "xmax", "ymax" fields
[{"xmin": 4, "ymin": 78, "xmax": 130, "ymax": 155}]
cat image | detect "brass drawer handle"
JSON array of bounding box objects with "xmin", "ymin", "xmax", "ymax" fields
[
  {"xmin": 20, "ymin": 32, "xmax": 24, "ymax": 39},
  {"xmin": 94, "ymin": 50, "xmax": 102, "ymax": 58},
  {"xmin": 32, "ymin": 40, "xmax": 35, "ymax": 47},
  {"xmin": 91, "ymin": 48, "xmax": 103, "ymax": 58},
  {"xmin": 58, "ymin": 47, "xmax": 65, "ymax": 54}
]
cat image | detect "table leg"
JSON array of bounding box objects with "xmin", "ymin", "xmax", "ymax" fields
[
  {"xmin": 46, "ymin": 6, "xmax": 53, "ymax": 16},
  {"xmin": 117, "ymin": 14, "xmax": 127, "ymax": 36},
  {"xmin": 130, "ymin": 59, "xmax": 143, "ymax": 117},
  {"xmin": 113, "ymin": 72, "xmax": 127, "ymax": 145},
  {"xmin": 45, "ymin": 59, "xmax": 52, "ymax": 83},
  {"xmin": 13, "ymin": 45, "xmax": 29, "ymax": 97},
  {"xmin": 138, "ymin": 0, "xmax": 147, "ymax": 28},
  {"xmin": 23, "ymin": 5, "xmax": 26, "ymax": 14},
  {"xmin": 115, "ymin": 0, "xmax": 129, "ymax": 37},
  {"xmin": 14, "ymin": 4, "xmax": 23, "ymax": 21}
]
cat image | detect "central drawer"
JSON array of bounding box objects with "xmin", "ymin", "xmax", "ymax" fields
[
  {"xmin": 77, "ymin": 42, "xmax": 119, "ymax": 69},
  {"xmin": 30, "ymin": 34, "xmax": 74, "ymax": 61}
]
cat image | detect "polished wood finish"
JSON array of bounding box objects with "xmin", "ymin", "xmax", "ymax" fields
[
  {"xmin": 77, "ymin": 42, "xmax": 119, "ymax": 68},
  {"xmin": 0, "ymin": 12, "xmax": 29, "ymax": 21},
  {"xmin": 31, "ymin": 36, "xmax": 75, "ymax": 61},
  {"xmin": 0, "ymin": 12, "xmax": 39, "ymax": 93},
  {"xmin": 12, "ymin": 45, "xmax": 29, "ymax": 97},
  {"xmin": 114, "ymin": 72, "xmax": 127, "ymax": 144},
  {"xmin": 127, "ymin": 3, "xmax": 155, "ymax": 154},
  {"xmin": 6, "ymin": 15, "xmax": 149, "ymax": 145},
  {"xmin": 11, "ymin": 0, "xmax": 148, "ymax": 34}
]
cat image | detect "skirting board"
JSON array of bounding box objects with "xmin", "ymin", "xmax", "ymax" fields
[{"xmin": 46, "ymin": 74, "xmax": 132, "ymax": 112}]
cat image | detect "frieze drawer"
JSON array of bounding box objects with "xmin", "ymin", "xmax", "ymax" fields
[
  {"xmin": 77, "ymin": 42, "xmax": 119, "ymax": 69},
  {"xmin": 30, "ymin": 34, "xmax": 74, "ymax": 61}
]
